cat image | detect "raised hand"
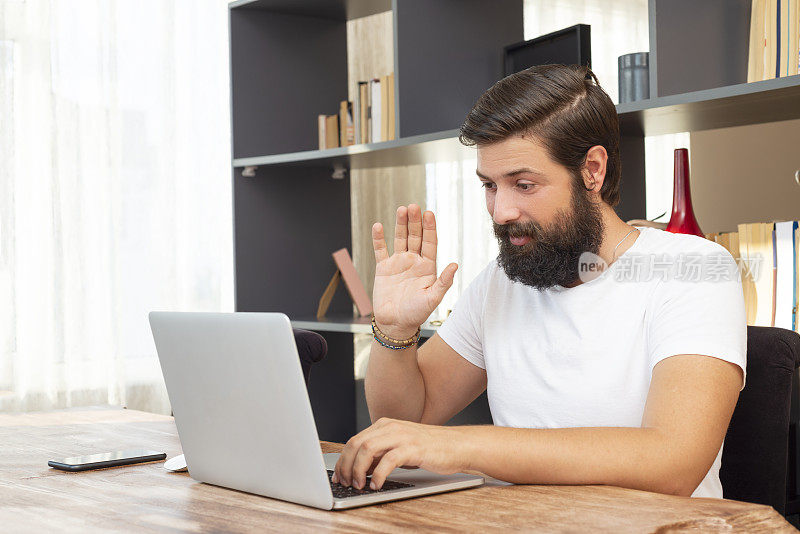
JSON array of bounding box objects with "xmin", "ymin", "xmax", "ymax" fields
[{"xmin": 371, "ymin": 204, "xmax": 458, "ymax": 339}]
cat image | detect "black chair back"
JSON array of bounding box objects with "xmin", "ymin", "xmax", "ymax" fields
[
  {"xmin": 293, "ymin": 328, "xmax": 327, "ymax": 385},
  {"xmin": 720, "ymin": 325, "xmax": 800, "ymax": 515}
]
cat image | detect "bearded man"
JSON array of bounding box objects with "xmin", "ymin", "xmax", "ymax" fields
[{"xmin": 332, "ymin": 64, "xmax": 746, "ymax": 499}]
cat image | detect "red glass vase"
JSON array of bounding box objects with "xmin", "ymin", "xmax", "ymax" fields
[{"xmin": 665, "ymin": 148, "xmax": 704, "ymax": 238}]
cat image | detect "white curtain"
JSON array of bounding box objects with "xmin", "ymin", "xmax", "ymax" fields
[
  {"xmin": 425, "ymin": 158, "xmax": 498, "ymax": 322},
  {"xmin": 0, "ymin": 0, "xmax": 233, "ymax": 414}
]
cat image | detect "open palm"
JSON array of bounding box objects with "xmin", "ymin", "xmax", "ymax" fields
[{"xmin": 371, "ymin": 204, "xmax": 458, "ymax": 339}]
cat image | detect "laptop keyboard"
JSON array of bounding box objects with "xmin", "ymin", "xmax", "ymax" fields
[{"xmin": 327, "ymin": 470, "xmax": 414, "ymax": 499}]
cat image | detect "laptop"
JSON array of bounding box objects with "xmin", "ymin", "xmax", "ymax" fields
[{"xmin": 148, "ymin": 311, "xmax": 484, "ymax": 510}]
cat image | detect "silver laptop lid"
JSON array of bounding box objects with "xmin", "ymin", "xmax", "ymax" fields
[{"xmin": 149, "ymin": 311, "xmax": 333, "ymax": 510}]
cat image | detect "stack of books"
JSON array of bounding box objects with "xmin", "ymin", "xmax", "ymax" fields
[
  {"xmin": 747, "ymin": 0, "xmax": 800, "ymax": 82},
  {"xmin": 318, "ymin": 102, "xmax": 355, "ymax": 150},
  {"xmin": 706, "ymin": 220, "xmax": 800, "ymax": 332},
  {"xmin": 318, "ymin": 72, "xmax": 396, "ymax": 150}
]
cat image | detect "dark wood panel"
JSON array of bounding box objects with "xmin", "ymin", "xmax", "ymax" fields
[
  {"xmin": 231, "ymin": 0, "xmax": 391, "ymax": 21},
  {"xmin": 617, "ymin": 134, "xmax": 647, "ymax": 222},
  {"xmin": 230, "ymin": 10, "xmax": 347, "ymax": 159},
  {"xmin": 395, "ymin": 0, "xmax": 523, "ymax": 138},
  {"xmin": 652, "ymin": 0, "xmax": 750, "ymax": 97},
  {"xmin": 233, "ymin": 166, "xmax": 352, "ymax": 318}
]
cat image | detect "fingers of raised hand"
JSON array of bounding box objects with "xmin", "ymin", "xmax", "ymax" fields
[
  {"xmin": 438, "ymin": 263, "xmax": 458, "ymax": 290},
  {"xmin": 394, "ymin": 206, "xmax": 408, "ymax": 254},
  {"xmin": 407, "ymin": 204, "xmax": 423, "ymax": 254},
  {"xmin": 420, "ymin": 210, "xmax": 437, "ymax": 262},
  {"xmin": 372, "ymin": 223, "xmax": 389, "ymax": 263}
]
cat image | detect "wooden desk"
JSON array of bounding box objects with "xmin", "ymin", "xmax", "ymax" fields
[{"xmin": 0, "ymin": 408, "xmax": 794, "ymax": 532}]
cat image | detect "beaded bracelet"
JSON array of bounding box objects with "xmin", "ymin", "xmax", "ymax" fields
[
  {"xmin": 371, "ymin": 315, "xmax": 421, "ymax": 349},
  {"xmin": 373, "ymin": 334, "xmax": 418, "ymax": 350},
  {"xmin": 371, "ymin": 316, "xmax": 420, "ymax": 344}
]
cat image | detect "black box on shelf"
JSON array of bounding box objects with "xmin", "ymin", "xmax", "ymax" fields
[{"xmin": 503, "ymin": 24, "xmax": 591, "ymax": 77}]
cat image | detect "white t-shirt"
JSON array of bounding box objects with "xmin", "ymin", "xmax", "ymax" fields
[{"xmin": 437, "ymin": 226, "xmax": 747, "ymax": 498}]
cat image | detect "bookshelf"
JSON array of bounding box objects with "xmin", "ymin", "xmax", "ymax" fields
[
  {"xmin": 229, "ymin": 0, "xmax": 525, "ymax": 442},
  {"xmin": 229, "ymin": 0, "xmax": 797, "ymax": 442}
]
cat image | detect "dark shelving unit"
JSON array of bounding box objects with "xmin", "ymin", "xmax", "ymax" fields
[{"xmin": 229, "ymin": 0, "xmax": 523, "ymax": 442}]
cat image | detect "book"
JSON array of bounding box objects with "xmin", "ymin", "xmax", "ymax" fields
[
  {"xmin": 729, "ymin": 231, "xmax": 742, "ymax": 283},
  {"xmin": 768, "ymin": 0, "xmax": 777, "ymax": 79},
  {"xmin": 714, "ymin": 232, "xmax": 734, "ymax": 259},
  {"xmin": 738, "ymin": 223, "xmax": 759, "ymax": 325},
  {"xmin": 772, "ymin": 224, "xmax": 778, "ymax": 326},
  {"xmin": 339, "ymin": 102, "xmax": 347, "ymax": 147},
  {"xmin": 387, "ymin": 72, "xmax": 396, "ymax": 140},
  {"xmin": 748, "ymin": 0, "xmax": 800, "ymax": 81},
  {"xmin": 793, "ymin": 0, "xmax": 800, "ymax": 75},
  {"xmin": 795, "ymin": 220, "xmax": 800, "ymax": 333},
  {"xmin": 759, "ymin": 222, "xmax": 777, "ymax": 327},
  {"xmin": 318, "ymin": 114, "xmax": 326, "ymax": 150},
  {"xmin": 779, "ymin": 0, "xmax": 800, "ymax": 76},
  {"xmin": 353, "ymin": 90, "xmax": 361, "ymax": 146},
  {"xmin": 714, "ymin": 232, "xmax": 751, "ymax": 316},
  {"xmin": 738, "ymin": 222, "xmax": 777, "ymax": 326},
  {"xmin": 370, "ymin": 78, "xmax": 381, "ymax": 144},
  {"xmin": 748, "ymin": 0, "xmax": 766, "ymax": 82},
  {"xmin": 339, "ymin": 101, "xmax": 355, "ymax": 147},
  {"xmin": 353, "ymin": 74, "xmax": 394, "ymax": 145},
  {"xmin": 358, "ymin": 81, "xmax": 369, "ymax": 144},
  {"xmin": 775, "ymin": 221, "xmax": 796, "ymax": 330},
  {"xmin": 380, "ymin": 74, "xmax": 390, "ymax": 142},
  {"xmin": 324, "ymin": 114, "xmax": 339, "ymax": 149}
]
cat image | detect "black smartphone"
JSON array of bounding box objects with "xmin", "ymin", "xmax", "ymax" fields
[{"xmin": 48, "ymin": 449, "xmax": 167, "ymax": 472}]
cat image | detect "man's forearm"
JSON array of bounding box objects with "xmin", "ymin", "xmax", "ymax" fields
[
  {"xmin": 453, "ymin": 425, "xmax": 708, "ymax": 497},
  {"xmin": 364, "ymin": 340, "xmax": 426, "ymax": 423}
]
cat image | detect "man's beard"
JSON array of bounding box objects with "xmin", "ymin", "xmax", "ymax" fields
[{"xmin": 494, "ymin": 180, "xmax": 605, "ymax": 289}]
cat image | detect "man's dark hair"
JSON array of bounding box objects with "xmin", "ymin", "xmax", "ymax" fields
[{"xmin": 459, "ymin": 64, "xmax": 621, "ymax": 207}]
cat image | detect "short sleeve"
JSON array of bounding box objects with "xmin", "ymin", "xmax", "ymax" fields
[
  {"xmin": 436, "ymin": 263, "xmax": 494, "ymax": 369},
  {"xmin": 647, "ymin": 250, "xmax": 747, "ymax": 389}
]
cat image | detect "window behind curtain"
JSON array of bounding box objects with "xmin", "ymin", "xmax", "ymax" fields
[{"xmin": 0, "ymin": 0, "xmax": 233, "ymax": 413}]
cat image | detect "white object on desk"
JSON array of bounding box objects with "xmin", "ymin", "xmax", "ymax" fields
[{"xmin": 164, "ymin": 454, "xmax": 187, "ymax": 472}]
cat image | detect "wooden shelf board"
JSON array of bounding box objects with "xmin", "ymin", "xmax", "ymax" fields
[
  {"xmin": 291, "ymin": 315, "xmax": 439, "ymax": 337},
  {"xmin": 618, "ymin": 75, "xmax": 800, "ymax": 136},
  {"xmin": 233, "ymin": 129, "xmax": 471, "ymax": 170},
  {"xmin": 229, "ymin": 0, "xmax": 390, "ymax": 21}
]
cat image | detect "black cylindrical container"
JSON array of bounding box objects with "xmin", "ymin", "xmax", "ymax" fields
[{"xmin": 618, "ymin": 52, "xmax": 649, "ymax": 103}]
